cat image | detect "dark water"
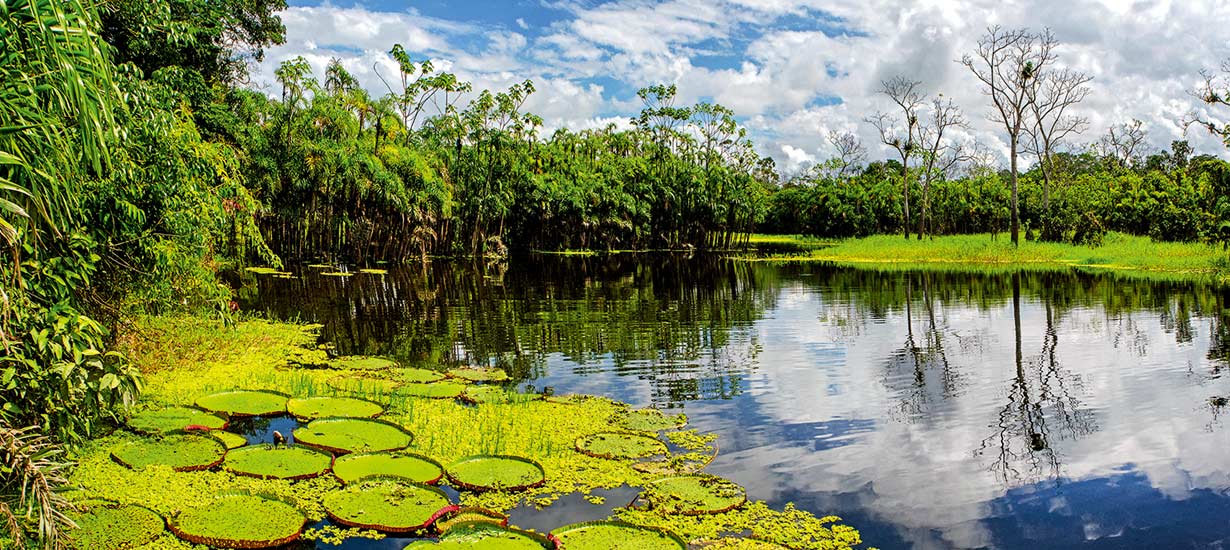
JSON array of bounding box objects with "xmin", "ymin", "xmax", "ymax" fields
[{"xmin": 241, "ymin": 256, "xmax": 1230, "ymax": 550}]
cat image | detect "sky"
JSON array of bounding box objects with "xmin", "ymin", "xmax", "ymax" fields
[{"xmin": 250, "ymin": 0, "xmax": 1230, "ymax": 175}]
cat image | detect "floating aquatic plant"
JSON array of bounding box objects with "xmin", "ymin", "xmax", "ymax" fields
[
  {"xmin": 397, "ymin": 382, "xmax": 468, "ymax": 399},
  {"xmin": 245, "ymin": 267, "xmax": 292, "ymax": 276},
  {"xmin": 642, "ymin": 475, "xmax": 747, "ymax": 515},
  {"xmin": 195, "ymin": 390, "xmax": 289, "ymax": 417},
  {"xmin": 394, "ymin": 368, "xmax": 448, "ymax": 384},
  {"xmin": 210, "ymin": 431, "xmax": 249, "ymax": 450},
  {"xmin": 445, "ymin": 455, "xmax": 545, "ymax": 492},
  {"xmin": 294, "ymin": 418, "xmax": 413, "ymax": 454},
  {"xmin": 576, "ymin": 432, "xmax": 669, "ymax": 460},
  {"xmin": 332, "ymin": 451, "xmax": 444, "ymax": 485},
  {"xmin": 461, "ymin": 386, "xmax": 540, "ymax": 405},
  {"xmin": 127, "ymin": 406, "xmax": 229, "ymax": 435},
  {"xmin": 321, "ymin": 272, "xmax": 355, "ymax": 277},
  {"xmin": 223, "ymin": 445, "xmax": 334, "ymax": 480},
  {"xmin": 110, "ymin": 435, "xmax": 226, "ymax": 472},
  {"xmin": 287, "ymin": 396, "xmax": 384, "ymax": 420},
  {"xmin": 619, "ymin": 409, "xmax": 687, "ymax": 432},
  {"xmin": 67, "ymin": 504, "xmax": 165, "ymax": 550},
  {"xmin": 433, "ymin": 508, "xmax": 509, "ymax": 532},
  {"xmin": 359, "ymin": 268, "xmax": 389, "ymax": 275},
  {"xmin": 327, "ymin": 374, "xmax": 400, "ymax": 394},
  {"xmin": 322, "ymin": 477, "xmax": 453, "ymax": 533},
  {"xmin": 410, "ymin": 522, "xmax": 555, "ymax": 549},
  {"xmin": 694, "ymin": 538, "xmax": 793, "ymax": 549},
  {"xmin": 328, "ymin": 356, "xmax": 398, "ymax": 371},
  {"xmin": 168, "ymin": 494, "xmax": 307, "ymax": 548},
  {"xmin": 447, "ymin": 368, "xmax": 510, "ymax": 383},
  {"xmin": 551, "ymin": 521, "xmax": 686, "ymax": 550}
]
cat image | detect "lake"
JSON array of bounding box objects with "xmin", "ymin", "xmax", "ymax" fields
[{"xmin": 241, "ymin": 255, "xmax": 1230, "ymax": 549}]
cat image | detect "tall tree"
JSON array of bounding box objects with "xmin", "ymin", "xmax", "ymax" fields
[
  {"xmin": 1025, "ymin": 67, "xmax": 1092, "ymax": 212},
  {"xmin": 915, "ymin": 97, "xmax": 968, "ymax": 239},
  {"xmin": 827, "ymin": 130, "xmax": 867, "ymax": 180},
  {"xmin": 1100, "ymin": 119, "xmax": 1147, "ymax": 168},
  {"xmin": 867, "ymin": 76, "xmax": 925, "ymax": 240}
]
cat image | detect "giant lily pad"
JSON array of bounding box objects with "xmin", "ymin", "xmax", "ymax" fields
[
  {"xmin": 329, "ymin": 356, "xmax": 398, "ymax": 371},
  {"xmin": 327, "ymin": 374, "xmax": 400, "ymax": 394},
  {"xmin": 394, "ymin": 368, "xmax": 448, "ymax": 384},
  {"xmin": 293, "ymin": 418, "xmax": 412, "ymax": 454},
  {"xmin": 618, "ymin": 409, "xmax": 686, "ymax": 432},
  {"xmin": 169, "ymin": 494, "xmax": 306, "ymax": 548},
  {"xmin": 223, "ymin": 445, "xmax": 333, "ymax": 480},
  {"xmin": 210, "ymin": 431, "xmax": 249, "ymax": 450},
  {"xmin": 576, "ymin": 432, "xmax": 668, "ymax": 459},
  {"xmin": 695, "ymin": 539, "xmax": 793, "ymax": 549},
  {"xmin": 447, "ymin": 368, "xmax": 510, "ymax": 383},
  {"xmin": 127, "ymin": 406, "xmax": 228, "ymax": 435},
  {"xmin": 322, "ymin": 477, "xmax": 453, "ymax": 533},
  {"xmin": 643, "ymin": 475, "xmax": 747, "ymax": 515},
  {"xmin": 551, "ymin": 521, "xmax": 686, "ymax": 550},
  {"xmin": 332, "ymin": 451, "xmax": 444, "ymax": 485},
  {"xmin": 445, "ymin": 455, "xmax": 545, "ymax": 492},
  {"xmin": 195, "ymin": 390, "xmax": 289, "ymax": 417},
  {"xmin": 397, "ymin": 382, "xmax": 468, "ymax": 399},
  {"xmin": 287, "ymin": 396, "xmax": 384, "ymax": 420},
  {"xmin": 433, "ymin": 508, "xmax": 509, "ymax": 533},
  {"xmin": 461, "ymin": 386, "xmax": 539, "ymax": 405},
  {"xmin": 409, "ymin": 522, "xmax": 555, "ymax": 549},
  {"xmin": 110, "ymin": 435, "xmax": 226, "ymax": 472},
  {"xmin": 67, "ymin": 504, "xmax": 165, "ymax": 550}
]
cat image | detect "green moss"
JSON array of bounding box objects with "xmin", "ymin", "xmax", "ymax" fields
[
  {"xmin": 394, "ymin": 368, "xmax": 448, "ymax": 383},
  {"xmin": 576, "ymin": 432, "xmax": 668, "ymax": 459},
  {"xmin": 168, "ymin": 494, "xmax": 306, "ymax": 548},
  {"xmin": 332, "ymin": 451, "xmax": 444, "ymax": 485},
  {"xmin": 223, "ymin": 445, "xmax": 333, "ymax": 480},
  {"xmin": 420, "ymin": 522, "xmax": 554, "ymax": 549},
  {"xmin": 110, "ymin": 435, "xmax": 226, "ymax": 472},
  {"xmin": 619, "ymin": 409, "xmax": 687, "ymax": 432},
  {"xmin": 322, "ymin": 478, "xmax": 452, "ymax": 533},
  {"xmin": 67, "ymin": 504, "xmax": 165, "ymax": 550},
  {"xmin": 448, "ymin": 368, "xmax": 510, "ymax": 383},
  {"xmin": 287, "ymin": 396, "xmax": 384, "ymax": 420},
  {"xmin": 445, "ymin": 455, "xmax": 545, "ymax": 492},
  {"xmin": 195, "ymin": 390, "xmax": 289, "ymax": 417},
  {"xmin": 397, "ymin": 382, "xmax": 468, "ymax": 399},
  {"xmin": 643, "ymin": 475, "xmax": 746, "ymax": 515},
  {"xmin": 329, "ymin": 356, "xmax": 398, "ymax": 371},
  {"xmin": 294, "ymin": 418, "xmax": 413, "ymax": 454},
  {"xmin": 127, "ymin": 407, "xmax": 228, "ymax": 434},
  {"xmin": 551, "ymin": 521, "xmax": 685, "ymax": 550},
  {"xmin": 209, "ymin": 431, "xmax": 248, "ymax": 450}
]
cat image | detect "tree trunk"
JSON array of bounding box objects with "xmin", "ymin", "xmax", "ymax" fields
[
  {"xmin": 901, "ymin": 163, "xmax": 911, "ymax": 240},
  {"xmin": 1010, "ymin": 135, "xmax": 1020, "ymax": 246},
  {"xmin": 917, "ymin": 179, "xmax": 929, "ymax": 240}
]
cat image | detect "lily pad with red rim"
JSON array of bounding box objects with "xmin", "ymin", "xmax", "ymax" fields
[
  {"xmin": 195, "ymin": 390, "xmax": 289, "ymax": 417},
  {"xmin": 642, "ymin": 474, "xmax": 747, "ymax": 515},
  {"xmin": 332, "ymin": 451, "xmax": 444, "ymax": 484},
  {"xmin": 618, "ymin": 409, "xmax": 687, "ymax": 432},
  {"xmin": 110, "ymin": 435, "xmax": 227, "ymax": 472},
  {"xmin": 287, "ymin": 396, "xmax": 384, "ymax": 420},
  {"xmin": 209, "ymin": 431, "xmax": 249, "ymax": 450},
  {"xmin": 293, "ymin": 417, "xmax": 413, "ymax": 454},
  {"xmin": 550, "ymin": 521, "xmax": 686, "ymax": 550},
  {"xmin": 322, "ymin": 476, "xmax": 453, "ymax": 533},
  {"xmin": 433, "ymin": 508, "xmax": 509, "ymax": 533},
  {"xmin": 447, "ymin": 368, "xmax": 510, "ymax": 383},
  {"xmin": 394, "ymin": 368, "xmax": 448, "ymax": 384},
  {"xmin": 576, "ymin": 432, "xmax": 668, "ymax": 460},
  {"xmin": 223, "ymin": 444, "xmax": 333, "ymax": 480},
  {"xmin": 67, "ymin": 503, "xmax": 165, "ymax": 550},
  {"xmin": 328, "ymin": 356, "xmax": 398, "ymax": 371},
  {"xmin": 168, "ymin": 494, "xmax": 307, "ymax": 548},
  {"xmin": 445, "ymin": 455, "xmax": 545, "ymax": 492},
  {"xmin": 396, "ymin": 382, "xmax": 468, "ymax": 399},
  {"xmin": 413, "ymin": 521, "xmax": 556, "ymax": 549},
  {"xmin": 127, "ymin": 406, "xmax": 228, "ymax": 435}
]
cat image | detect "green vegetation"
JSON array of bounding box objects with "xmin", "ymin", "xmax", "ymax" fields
[
  {"xmin": 293, "ymin": 418, "xmax": 413, "ymax": 454},
  {"xmin": 322, "ymin": 478, "xmax": 451, "ymax": 532},
  {"xmin": 448, "ymin": 368, "xmax": 512, "ymax": 383},
  {"xmin": 643, "ymin": 475, "xmax": 748, "ymax": 515},
  {"xmin": 222, "ymin": 445, "xmax": 333, "ymax": 480},
  {"xmin": 445, "ymin": 455, "xmax": 546, "ymax": 492},
  {"xmin": 209, "ymin": 431, "xmax": 248, "ymax": 450},
  {"xmin": 109, "ymin": 435, "xmax": 226, "ymax": 472},
  {"xmin": 167, "ymin": 495, "xmax": 307, "ymax": 548},
  {"xmin": 576, "ymin": 433, "xmax": 669, "ymax": 460},
  {"xmin": 286, "ymin": 396, "xmax": 384, "ymax": 420},
  {"xmin": 410, "ymin": 522, "xmax": 553, "ymax": 549},
  {"xmin": 397, "ymin": 382, "xmax": 469, "ymax": 399},
  {"xmin": 551, "ymin": 521, "xmax": 687, "ymax": 550},
  {"xmin": 395, "ymin": 368, "xmax": 448, "ymax": 383},
  {"xmin": 126, "ymin": 407, "xmax": 228, "ymax": 435},
  {"xmin": 66, "ymin": 504, "xmax": 165, "ymax": 550},
  {"xmin": 331, "ymin": 451, "xmax": 444, "ymax": 485},
  {"xmin": 195, "ymin": 391, "xmax": 289, "ymax": 417},
  {"xmin": 620, "ymin": 410, "xmax": 688, "ymax": 432},
  {"xmin": 328, "ymin": 357, "xmax": 399, "ymax": 371}
]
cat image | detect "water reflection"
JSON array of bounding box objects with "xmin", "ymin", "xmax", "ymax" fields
[{"xmin": 243, "ymin": 258, "xmax": 1230, "ymax": 549}]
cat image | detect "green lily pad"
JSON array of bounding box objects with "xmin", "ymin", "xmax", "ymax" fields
[
  {"xmin": 551, "ymin": 521, "xmax": 686, "ymax": 550},
  {"xmin": 245, "ymin": 267, "xmax": 292, "ymax": 276},
  {"xmin": 619, "ymin": 409, "xmax": 687, "ymax": 432},
  {"xmin": 332, "ymin": 451, "xmax": 444, "ymax": 485},
  {"xmin": 643, "ymin": 475, "xmax": 747, "ymax": 515},
  {"xmin": 576, "ymin": 432, "xmax": 668, "ymax": 459},
  {"xmin": 433, "ymin": 508, "xmax": 508, "ymax": 533},
  {"xmin": 394, "ymin": 368, "xmax": 448, "ymax": 384},
  {"xmin": 323, "ymin": 477, "xmax": 452, "ymax": 533},
  {"xmin": 293, "ymin": 418, "xmax": 413, "ymax": 454},
  {"xmin": 695, "ymin": 539, "xmax": 793, "ymax": 549},
  {"xmin": 322, "ymin": 271, "xmax": 355, "ymax": 277},
  {"xmin": 461, "ymin": 386, "xmax": 540, "ymax": 405},
  {"xmin": 195, "ymin": 390, "xmax": 289, "ymax": 417},
  {"xmin": 327, "ymin": 374, "xmax": 401, "ymax": 394},
  {"xmin": 110, "ymin": 435, "xmax": 226, "ymax": 472},
  {"xmin": 67, "ymin": 504, "xmax": 165, "ymax": 550},
  {"xmin": 445, "ymin": 455, "xmax": 545, "ymax": 492},
  {"xmin": 396, "ymin": 382, "xmax": 468, "ymax": 399},
  {"xmin": 127, "ymin": 406, "xmax": 228, "ymax": 435},
  {"xmin": 329, "ymin": 356, "xmax": 398, "ymax": 371},
  {"xmin": 287, "ymin": 396, "xmax": 384, "ymax": 420},
  {"xmin": 210, "ymin": 431, "xmax": 249, "ymax": 450},
  {"xmin": 359, "ymin": 268, "xmax": 388, "ymax": 275},
  {"xmin": 169, "ymin": 494, "xmax": 306, "ymax": 548},
  {"xmin": 416, "ymin": 522, "xmax": 555, "ymax": 549},
  {"xmin": 223, "ymin": 445, "xmax": 333, "ymax": 480},
  {"xmin": 448, "ymin": 368, "xmax": 510, "ymax": 383}
]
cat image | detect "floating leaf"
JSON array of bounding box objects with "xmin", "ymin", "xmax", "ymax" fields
[
  {"xmin": 551, "ymin": 521, "xmax": 686, "ymax": 550},
  {"xmin": 210, "ymin": 431, "xmax": 248, "ymax": 450},
  {"xmin": 323, "ymin": 477, "xmax": 452, "ymax": 533},
  {"xmin": 110, "ymin": 435, "xmax": 226, "ymax": 472},
  {"xmin": 332, "ymin": 451, "xmax": 444, "ymax": 485},
  {"xmin": 127, "ymin": 406, "xmax": 227, "ymax": 435},
  {"xmin": 169, "ymin": 494, "xmax": 306, "ymax": 548},
  {"xmin": 328, "ymin": 356, "xmax": 398, "ymax": 371},
  {"xmin": 223, "ymin": 445, "xmax": 333, "ymax": 480},
  {"xmin": 576, "ymin": 432, "xmax": 668, "ymax": 459},
  {"xmin": 396, "ymin": 382, "xmax": 467, "ymax": 399},
  {"xmin": 195, "ymin": 390, "xmax": 289, "ymax": 417},
  {"xmin": 294, "ymin": 418, "xmax": 413, "ymax": 454},
  {"xmin": 446, "ymin": 455, "xmax": 545, "ymax": 492},
  {"xmin": 448, "ymin": 368, "xmax": 510, "ymax": 383},
  {"xmin": 462, "ymin": 385, "xmax": 540, "ymax": 405},
  {"xmin": 394, "ymin": 368, "xmax": 448, "ymax": 384},
  {"xmin": 619, "ymin": 409, "xmax": 686, "ymax": 432},
  {"xmin": 287, "ymin": 396, "xmax": 384, "ymax": 420},
  {"xmin": 417, "ymin": 522, "xmax": 555, "ymax": 549},
  {"xmin": 643, "ymin": 475, "xmax": 747, "ymax": 515},
  {"xmin": 67, "ymin": 504, "xmax": 164, "ymax": 550}
]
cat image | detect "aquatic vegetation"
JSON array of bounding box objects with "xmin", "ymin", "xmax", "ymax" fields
[
  {"xmin": 294, "ymin": 418, "xmax": 413, "ymax": 454},
  {"xmin": 576, "ymin": 432, "xmax": 668, "ymax": 459},
  {"xmin": 641, "ymin": 475, "xmax": 747, "ymax": 515},
  {"xmin": 619, "ymin": 409, "xmax": 687, "ymax": 432},
  {"xmin": 322, "ymin": 477, "xmax": 452, "ymax": 533},
  {"xmin": 328, "ymin": 373, "xmax": 401, "ymax": 394},
  {"xmin": 446, "ymin": 455, "xmax": 546, "ymax": 492},
  {"xmin": 359, "ymin": 268, "xmax": 389, "ymax": 275},
  {"xmin": 245, "ymin": 267, "xmax": 293, "ymax": 276},
  {"xmin": 397, "ymin": 382, "xmax": 469, "ymax": 399},
  {"xmin": 322, "ymin": 272, "xmax": 356, "ymax": 277},
  {"xmin": 551, "ymin": 521, "xmax": 686, "ymax": 550},
  {"xmin": 618, "ymin": 501, "xmax": 863, "ymax": 550},
  {"xmin": 332, "ymin": 451, "xmax": 444, "ymax": 485},
  {"xmin": 695, "ymin": 538, "xmax": 793, "ymax": 549},
  {"xmin": 287, "ymin": 396, "xmax": 384, "ymax": 420},
  {"xmin": 462, "ymin": 386, "xmax": 541, "ymax": 405},
  {"xmin": 223, "ymin": 445, "xmax": 334, "ymax": 480},
  {"xmin": 109, "ymin": 435, "xmax": 226, "ymax": 472},
  {"xmin": 168, "ymin": 494, "xmax": 307, "ymax": 548},
  {"xmin": 395, "ymin": 368, "xmax": 448, "ymax": 383},
  {"xmin": 410, "ymin": 522, "xmax": 555, "ymax": 549},
  {"xmin": 448, "ymin": 368, "xmax": 511, "ymax": 383},
  {"xmin": 434, "ymin": 508, "xmax": 508, "ymax": 532},
  {"xmin": 66, "ymin": 504, "xmax": 165, "ymax": 550},
  {"xmin": 329, "ymin": 356, "xmax": 399, "ymax": 371},
  {"xmin": 210, "ymin": 431, "xmax": 249, "ymax": 450},
  {"xmin": 195, "ymin": 390, "xmax": 289, "ymax": 417},
  {"xmin": 126, "ymin": 406, "xmax": 228, "ymax": 434}
]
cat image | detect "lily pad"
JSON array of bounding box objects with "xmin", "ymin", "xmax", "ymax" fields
[
  {"xmin": 329, "ymin": 356, "xmax": 398, "ymax": 371},
  {"xmin": 195, "ymin": 390, "xmax": 289, "ymax": 417},
  {"xmin": 294, "ymin": 418, "xmax": 413, "ymax": 454},
  {"xmin": 323, "ymin": 477, "xmax": 453, "ymax": 533},
  {"xmin": 169, "ymin": 494, "xmax": 306, "ymax": 548},
  {"xmin": 359, "ymin": 268, "xmax": 388, "ymax": 275},
  {"xmin": 417, "ymin": 522, "xmax": 555, "ymax": 549},
  {"xmin": 332, "ymin": 451, "xmax": 444, "ymax": 485},
  {"xmin": 576, "ymin": 432, "xmax": 668, "ymax": 459},
  {"xmin": 396, "ymin": 382, "xmax": 468, "ymax": 399},
  {"xmin": 322, "ymin": 271, "xmax": 355, "ymax": 277},
  {"xmin": 223, "ymin": 445, "xmax": 333, "ymax": 480},
  {"xmin": 619, "ymin": 409, "xmax": 686, "ymax": 432},
  {"xmin": 110, "ymin": 435, "xmax": 226, "ymax": 472},
  {"xmin": 210, "ymin": 431, "xmax": 249, "ymax": 450},
  {"xmin": 695, "ymin": 539, "xmax": 793, "ymax": 549},
  {"xmin": 287, "ymin": 396, "xmax": 384, "ymax": 420},
  {"xmin": 445, "ymin": 455, "xmax": 545, "ymax": 492},
  {"xmin": 448, "ymin": 368, "xmax": 510, "ymax": 383},
  {"xmin": 67, "ymin": 504, "xmax": 165, "ymax": 550},
  {"xmin": 643, "ymin": 475, "xmax": 747, "ymax": 515},
  {"xmin": 327, "ymin": 374, "xmax": 400, "ymax": 394},
  {"xmin": 551, "ymin": 521, "xmax": 686, "ymax": 550},
  {"xmin": 434, "ymin": 508, "xmax": 509, "ymax": 532},
  {"xmin": 461, "ymin": 386, "xmax": 540, "ymax": 405},
  {"xmin": 245, "ymin": 267, "xmax": 292, "ymax": 276},
  {"xmin": 127, "ymin": 406, "xmax": 228, "ymax": 435},
  {"xmin": 394, "ymin": 368, "xmax": 448, "ymax": 384}
]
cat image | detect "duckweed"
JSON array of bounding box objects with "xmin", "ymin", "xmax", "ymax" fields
[
  {"xmin": 168, "ymin": 494, "xmax": 307, "ymax": 548},
  {"xmin": 332, "ymin": 451, "xmax": 444, "ymax": 484},
  {"xmin": 67, "ymin": 504, "xmax": 165, "ymax": 550},
  {"xmin": 287, "ymin": 396, "xmax": 384, "ymax": 419},
  {"xmin": 446, "ymin": 455, "xmax": 545, "ymax": 492},
  {"xmin": 127, "ymin": 407, "xmax": 228, "ymax": 434},
  {"xmin": 294, "ymin": 418, "xmax": 413, "ymax": 454},
  {"xmin": 223, "ymin": 445, "xmax": 333, "ymax": 480},
  {"xmin": 551, "ymin": 521, "xmax": 686, "ymax": 550},
  {"xmin": 195, "ymin": 390, "xmax": 289, "ymax": 417},
  {"xmin": 323, "ymin": 478, "xmax": 452, "ymax": 533},
  {"xmin": 110, "ymin": 435, "xmax": 226, "ymax": 472},
  {"xmin": 576, "ymin": 432, "xmax": 668, "ymax": 460}
]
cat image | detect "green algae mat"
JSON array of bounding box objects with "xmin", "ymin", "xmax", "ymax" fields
[
  {"xmin": 448, "ymin": 367, "xmax": 510, "ymax": 383},
  {"xmin": 643, "ymin": 474, "xmax": 747, "ymax": 515},
  {"xmin": 445, "ymin": 455, "xmax": 545, "ymax": 491},
  {"xmin": 329, "ymin": 356, "xmax": 398, "ymax": 371},
  {"xmin": 332, "ymin": 451, "xmax": 444, "ymax": 484},
  {"xmin": 195, "ymin": 390, "xmax": 289, "ymax": 417},
  {"xmin": 323, "ymin": 477, "xmax": 452, "ymax": 533},
  {"xmin": 223, "ymin": 445, "xmax": 333, "ymax": 480},
  {"xmin": 127, "ymin": 406, "xmax": 228, "ymax": 434},
  {"xmin": 110, "ymin": 435, "xmax": 226, "ymax": 472},
  {"xmin": 619, "ymin": 409, "xmax": 687, "ymax": 432},
  {"xmin": 576, "ymin": 432, "xmax": 668, "ymax": 459},
  {"xmin": 397, "ymin": 382, "xmax": 468, "ymax": 399},
  {"xmin": 67, "ymin": 504, "xmax": 164, "ymax": 550},
  {"xmin": 287, "ymin": 396, "xmax": 384, "ymax": 419},
  {"xmin": 551, "ymin": 521, "xmax": 687, "ymax": 550},
  {"xmin": 169, "ymin": 494, "xmax": 306, "ymax": 548},
  {"xmin": 294, "ymin": 418, "xmax": 413, "ymax": 454},
  {"xmin": 408, "ymin": 522, "xmax": 554, "ymax": 549}
]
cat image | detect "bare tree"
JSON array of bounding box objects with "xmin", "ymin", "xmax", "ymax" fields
[
  {"xmin": 962, "ymin": 27, "xmax": 1057, "ymax": 246},
  {"xmin": 867, "ymin": 76, "xmax": 926, "ymax": 240},
  {"xmin": 915, "ymin": 97, "xmax": 968, "ymax": 239},
  {"xmin": 1025, "ymin": 67, "xmax": 1092, "ymax": 211},
  {"xmin": 827, "ymin": 130, "xmax": 867, "ymax": 179},
  {"xmin": 1100, "ymin": 119, "xmax": 1147, "ymax": 167},
  {"xmin": 1186, "ymin": 59, "xmax": 1230, "ymax": 145}
]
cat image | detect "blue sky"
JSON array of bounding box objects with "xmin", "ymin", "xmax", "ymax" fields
[{"xmin": 253, "ymin": 0, "xmax": 1230, "ymax": 173}]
